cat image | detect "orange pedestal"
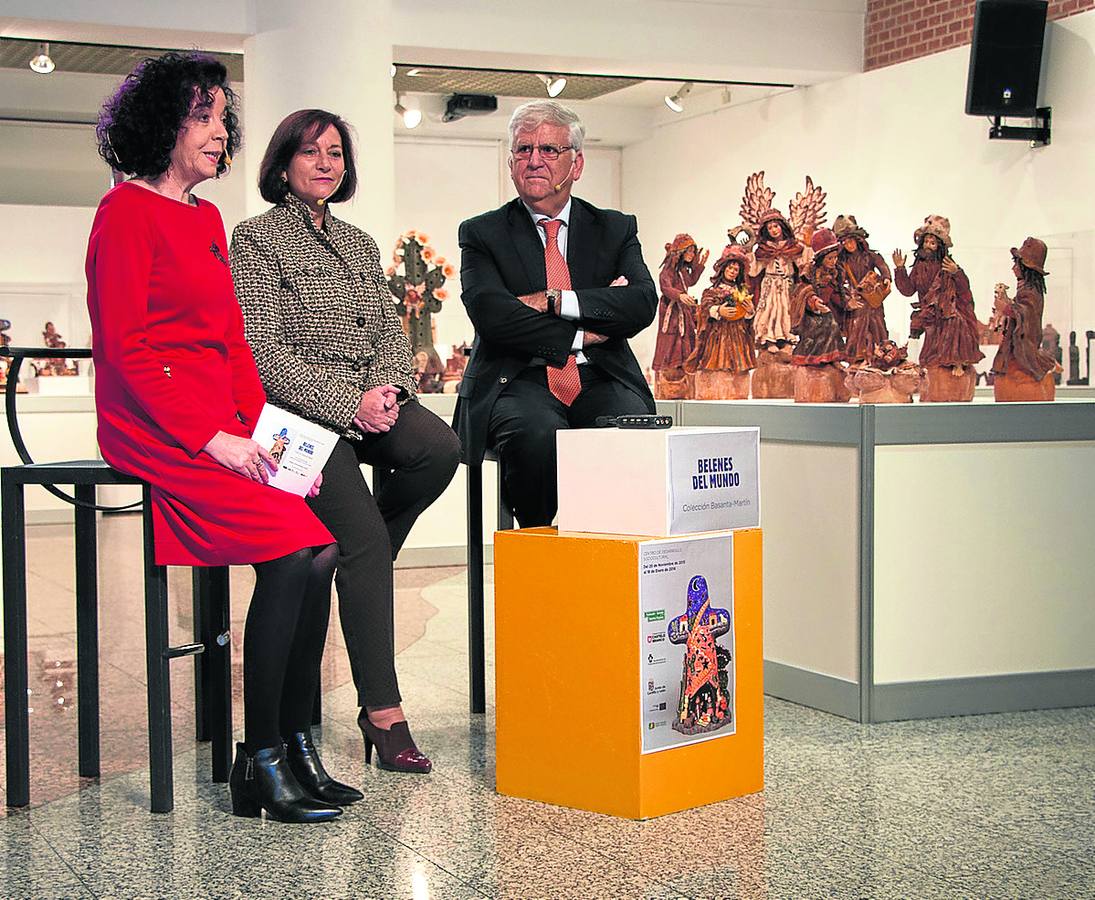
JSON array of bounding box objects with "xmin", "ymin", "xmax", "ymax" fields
[{"xmin": 495, "ymin": 527, "xmax": 764, "ymax": 819}]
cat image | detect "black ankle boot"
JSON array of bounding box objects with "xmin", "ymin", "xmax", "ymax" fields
[
  {"xmin": 285, "ymin": 730, "xmax": 364, "ymax": 806},
  {"xmin": 229, "ymin": 743, "xmax": 342, "ymax": 823}
]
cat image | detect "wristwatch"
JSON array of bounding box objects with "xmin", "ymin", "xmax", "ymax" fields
[{"xmin": 545, "ymin": 288, "xmax": 561, "ymax": 316}]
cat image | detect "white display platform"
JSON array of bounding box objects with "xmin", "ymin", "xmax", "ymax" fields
[
  {"xmin": 556, "ymin": 426, "xmax": 759, "ymax": 536},
  {"xmin": 679, "ymin": 398, "xmax": 1095, "ymax": 723}
]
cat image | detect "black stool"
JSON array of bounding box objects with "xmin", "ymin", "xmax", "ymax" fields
[
  {"xmin": 464, "ymin": 449, "xmax": 512, "ymax": 714},
  {"xmin": 1, "ymin": 347, "xmax": 232, "ymax": 814}
]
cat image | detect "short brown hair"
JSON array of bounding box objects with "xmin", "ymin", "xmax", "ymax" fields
[{"xmin": 257, "ymin": 109, "xmax": 357, "ymax": 205}]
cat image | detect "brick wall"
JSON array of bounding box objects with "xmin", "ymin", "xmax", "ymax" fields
[{"xmin": 865, "ymin": 0, "xmax": 1095, "ymax": 71}]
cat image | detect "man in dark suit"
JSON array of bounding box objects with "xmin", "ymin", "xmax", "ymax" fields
[{"xmin": 454, "ymin": 101, "xmax": 657, "ymax": 527}]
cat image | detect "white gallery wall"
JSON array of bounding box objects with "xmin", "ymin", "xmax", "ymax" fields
[{"xmin": 622, "ymin": 10, "xmax": 1095, "ymax": 373}]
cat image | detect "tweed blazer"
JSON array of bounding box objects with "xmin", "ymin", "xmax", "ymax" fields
[{"xmin": 230, "ymin": 195, "xmax": 416, "ymax": 438}]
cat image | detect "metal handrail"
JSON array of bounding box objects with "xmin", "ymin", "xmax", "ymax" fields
[{"xmin": 0, "ymin": 346, "xmax": 141, "ymax": 511}]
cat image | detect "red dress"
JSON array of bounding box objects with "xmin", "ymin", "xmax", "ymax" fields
[{"xmin": 85, "ymin": 182, "xmax": 333, "ymax": 565}]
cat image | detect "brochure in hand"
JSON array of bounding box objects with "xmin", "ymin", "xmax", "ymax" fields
[{"xmin": 253, "ymin": 403, "xmax": 339, "ymax": 497}]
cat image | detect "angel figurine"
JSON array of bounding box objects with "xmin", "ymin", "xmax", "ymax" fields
[
  {"xmin": 736, "ymin": 172, "xmax": 824, "ymax": 398},
  {"xmin": 684, "ymin": 243, "xmax": 755, "ymax": 399},
  {"xmin": 653, "ymin": 234, "xmax": 707, "ymax": 399},
  {"xmin": 990, "ymin": 237, "xmax": 1058, "ymax": 401}
]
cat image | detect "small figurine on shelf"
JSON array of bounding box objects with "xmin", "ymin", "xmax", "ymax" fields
[
  {"xmin": 990, "ymin": 237, "xmax": 1059, "ymax": 401},
  {"xmin": 0, "ymin": 318, "xmax": 11, "ymax": 388},
  {"xmin": 653, "ymin": 234, "xmax": 707, "ymax": 400},
  {"xmin": 833, "ymin": 214, "xmax": 891, "ymax": 364},
  {"xmin": 684, "ymin": 243, "xmax": 755, "ymax": 399},
  {"xmin": 441, "ymin": 342, "xmax": 471, "ymax": 394},
  {"xmin": 893, "ymin": 216, "xmax": 983, "ymax": 402},
  {"xmin": 738, "ymin": 172, "xmax": 823, "ymax": 398},
  {"xmin": 791, "ymin": 229, "xmax": 849, "ymax": 403},
  {"xmin": 35, "ymin": 322, "xmax": 79, "ymax": 377},
  {"xmin": 412, "ymin": 349, "xmax": 444, "ymax": 394},
  {"xmin": 1041, "ymin": 323, "xmax": 1062, "ymax": 385},
  {"xmin": 387, "ymin": 229, "xmax": 453, "ymax": 392},
  {"xmin": 845, "ymin": 339, "xmax": 923, "ymax": 404}
]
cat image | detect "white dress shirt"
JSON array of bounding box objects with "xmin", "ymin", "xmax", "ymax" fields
[{"xmin": 523, "ymin": 199, "xmax": 587, "ymax": 362}]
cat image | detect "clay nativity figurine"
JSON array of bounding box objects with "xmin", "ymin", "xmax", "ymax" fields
[
  {"xmin": 790, "ymin": 228, "xmax": 849, "ymax": 403},
  {"xmin": 34, "ymin": 322, "xmax": 79, "ymax": 377},
  {"xmin": 844, "ymin": 339, "xmax": 923, "ymax": 404},
  {"xmin": 684, "ymin": 243, "xmax": 755, "ymax": 399},
  {"xmin": 387, "ymin": 229, "xmax": 454, "ymax": 394},
  {"xmin": 653, "ymin": 234, "xmax": 707, "ymax": 400},
  {"xmin": 990, "ymin": 237, "xmax": 1059, "ymax": 401},
  {"xmin": 833, "ymin": 214, "xmax": 891, "ymax": 365},
  {"xmin": 893, "ymin": 215, "xmax": 983, "ymax": 402},
  {"xmin": 736, "ymin": 171, "xmax": 825, "ymax": 398}
]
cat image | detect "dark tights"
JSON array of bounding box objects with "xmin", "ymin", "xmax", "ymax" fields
[{"xmin": 242, "ymin": 543, "xmax": 337, "ymax": 751}]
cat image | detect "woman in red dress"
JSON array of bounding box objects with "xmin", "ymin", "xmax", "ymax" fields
[{"xmin": 89, "ymin": 52, "xmax": 356, "ymax": 822}]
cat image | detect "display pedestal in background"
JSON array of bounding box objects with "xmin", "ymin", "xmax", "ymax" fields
[
  {"xmin": 679, "ymin": 399, "xmax": 1095, "ymax": 723},
  {"xmin": 494, "ymin": 527, "xmax": 763, "ymax": 819}
]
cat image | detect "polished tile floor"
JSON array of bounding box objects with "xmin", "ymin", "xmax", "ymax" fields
[{"xmin": 2, "ymin": 517, "xmax": 1094, "ymax": 899}]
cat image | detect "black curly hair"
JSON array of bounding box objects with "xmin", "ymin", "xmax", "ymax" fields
[{"xmin": 96, "ymin": 51, "xmax": 240, "ymax": 179}]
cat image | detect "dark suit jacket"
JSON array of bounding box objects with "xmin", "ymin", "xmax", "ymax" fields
[{"xmin": 453, "ymin": 196, "xmax": 657, "ymax": 463}]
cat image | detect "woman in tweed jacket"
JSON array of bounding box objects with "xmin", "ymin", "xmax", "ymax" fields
[{"xmin": 231, "ymin": 109, "xmax": 460, "ymax": 774}]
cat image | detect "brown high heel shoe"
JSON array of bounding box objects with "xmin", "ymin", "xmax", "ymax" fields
[{"xmin": 358, "ymin": 711, "xmax": 432, "ymax": 774}]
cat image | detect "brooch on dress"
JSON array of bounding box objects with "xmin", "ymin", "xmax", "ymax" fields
[{"xmin": 209, "ymin": 241, "xmax": 229, "ymax": 267}]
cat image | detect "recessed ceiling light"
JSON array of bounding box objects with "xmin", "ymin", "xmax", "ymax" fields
[{"xmin": 29, "ymin": 42, "xmax": 55, "ymax": 75}]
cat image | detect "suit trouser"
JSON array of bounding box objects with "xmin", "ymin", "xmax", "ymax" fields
[
  {"xmin": 306, "ymin": 401, "xmax": 461, "ymax": 707},
  {"xmin": 487, "ymin": 364, "xmax": 650, "ymax": 528}
]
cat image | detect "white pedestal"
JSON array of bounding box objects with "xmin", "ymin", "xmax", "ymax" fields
[{"xmin": 556, "ymin": 426, "xmax": 760, "ymax": 537}]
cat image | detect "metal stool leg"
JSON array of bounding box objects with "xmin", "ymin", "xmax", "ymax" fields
[
  {"xmin": 142, "ymin": 485, "xmax": 174, "ymax": 814},
  {"xmin": 2, "ymin": 474, "xmax": 30, "ymax": 807},
  {"xmin": 198, "ymin": 567, "xmax": 232, "ymax": 782},
  {"xmin": 192, "ymin": 570, "xmax": 208, "ymax": 742},
  {"xmin": 497, "ymin": 465, "xmax": 513, "ymax": 532},
  {"xmin": 74, "ymin": 484, "xmax": 100, "ymax": 778},
  {"xmin": 466, "ymin": 462, "xmax": 485, "ymax": 714}
]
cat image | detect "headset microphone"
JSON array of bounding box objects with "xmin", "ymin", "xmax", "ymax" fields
[
  {"xmin": 317, "ymin": 170, "xmax": 347, "ymax": 206},
  {"xmin": 554, "ymin": 160, "xmax": 576, "ymax": 193}
]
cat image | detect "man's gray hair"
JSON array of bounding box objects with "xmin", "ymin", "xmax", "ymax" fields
[{"xmin": 507, "ymin": 101, "xmax": 585, "ymax": 152}]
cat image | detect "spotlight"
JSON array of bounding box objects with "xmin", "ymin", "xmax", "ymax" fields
[
  {"xmin": 538, "ymin": 74, "xmax": 567, "ymax": 98},
  {"xmin": 29, "ymin": 42, "xmax": 55, "ymax": 75},
  {"xmin": 394, "ymin": 94, "xmax": 422, "ymax": 129},
  {"xmin": 406, "ymin": 68, "xmax": 426, "ymax": 77},
  {"xmin": 390, "ymin": 63, "xmax": 397, "ymax": 78},
  {"xmin": 664, "ymin": 82, "xmax": 692, "ymax": 113}
]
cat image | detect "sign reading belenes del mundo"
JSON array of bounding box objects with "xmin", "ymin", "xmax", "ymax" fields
[{"xmin": 668, "ymin": 429, "xmax": 759, "ymax": 534}]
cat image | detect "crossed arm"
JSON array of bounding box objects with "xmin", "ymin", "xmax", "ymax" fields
[{"xmin": 459, "ymin": 216, "xmax": 657, "ymax": 363}]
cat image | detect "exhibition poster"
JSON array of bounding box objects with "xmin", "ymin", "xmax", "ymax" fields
[
  {"xmin": 667, "ymin": 429, "xmax": 759, "ymax": 534},
  {"xmin": 639, "ymin": 532, "xmax": 735, "ymax": 754},
  {"xmin": 252, "ymin": 403, "xmax": 339, "ymax": 497}
]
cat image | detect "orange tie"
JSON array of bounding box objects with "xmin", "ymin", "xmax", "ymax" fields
[{"xmin": 541, "ymin": 218, "xmax": 581, "ymax": 406}]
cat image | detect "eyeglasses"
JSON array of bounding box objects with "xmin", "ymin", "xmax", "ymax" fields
[{"xmin": 511, "ymin": 143, "xmax": 574, "ymax": 160}]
